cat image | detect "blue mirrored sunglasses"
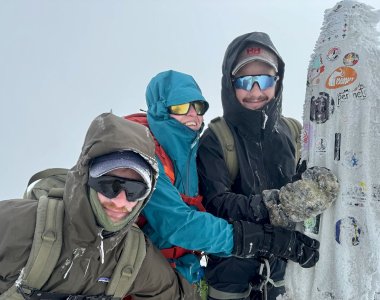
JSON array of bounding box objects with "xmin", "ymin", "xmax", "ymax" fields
[{"xmin": 232, "ymin": 75, "xmax": 279, "ymax": 91}]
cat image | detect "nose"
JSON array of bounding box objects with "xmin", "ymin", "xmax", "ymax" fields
[
  {"xmin": 187, "ymin": 104, "xmax": 197, "ymax": 116},
  {"xmin": 111, "ymin": 191, "xmax": 136, "ymax": 210},
  {"xmin": 248, "ymin": 83, "xmax": 263, "ymax": 97}
]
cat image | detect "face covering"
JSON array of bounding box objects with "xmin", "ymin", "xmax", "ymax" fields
[{"xmin": 89, "ymin": 188, "xmax": 143, "ymax": 232}]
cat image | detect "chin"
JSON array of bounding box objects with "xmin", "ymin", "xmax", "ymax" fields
[{"xmin": 243, "ymin": 102, "xmax": 267, "ymax": 110}]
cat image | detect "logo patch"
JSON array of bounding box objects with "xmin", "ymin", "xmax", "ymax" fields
[{"xmin": 326, "ymin": 66, "xmax": 357, "ymax": 89}]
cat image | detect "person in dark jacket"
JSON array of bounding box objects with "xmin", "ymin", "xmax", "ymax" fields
[
  {"xmin": 197, "ymin": 32, "xmax": 313, "ymax": 299},
  {"xmin": 0, "ymin": 113, "xmax": 198, "ymax": 300}
]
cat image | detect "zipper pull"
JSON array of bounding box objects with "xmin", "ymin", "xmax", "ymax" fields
[{"xmin": 262, "ymin": 111, "xmax": 268, "ymax": 129}]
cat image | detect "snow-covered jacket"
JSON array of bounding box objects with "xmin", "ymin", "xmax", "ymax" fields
[
  {"xmin": 0, "ymin": 113, "xmax": 197, "ymax": 299},
  {"xmin": 141, "ymin": 70, "xmax": 234, "ymax": 283}
]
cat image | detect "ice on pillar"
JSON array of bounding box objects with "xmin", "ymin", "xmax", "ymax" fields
[{"xmin": 284, "ymin": 1, "xmax": 380, "ymax": 300}]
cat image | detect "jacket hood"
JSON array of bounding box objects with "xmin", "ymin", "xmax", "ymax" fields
[
  {"xmin": 146, "ymin": 70, "xmax": 207, "ymax": 119},
  {"xmin": 145, "ymin": 70, "xmax": 207, "ymax": 195},
  {"xmin": 64, "ymin": 113, "xmax": 158, "ymax": 246},
  {"xmin": 221, "ymin": 32, "xmax": 285, "ymax": 135}
]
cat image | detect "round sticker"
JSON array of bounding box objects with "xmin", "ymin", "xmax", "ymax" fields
[
  {"xmin": 343, "ymin": 52, "xmax": 359, "ymax": 66},
  {"xmin": 327, "ymin": 47, "xmax": 341, "ymax": 61}
]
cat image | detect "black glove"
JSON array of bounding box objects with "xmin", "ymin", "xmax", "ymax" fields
[
  {"xmin": 232, "ymin": 221, "xmax": 320, "ymax": 268},
  {"xmin": 292, "ymin": 159, "xmax": 307, "ymax": 181},
  {"xmin": 248, "ymin": 194, "xmax": 269, "ymax": 223}
]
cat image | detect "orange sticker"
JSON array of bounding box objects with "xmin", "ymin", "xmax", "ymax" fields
[{"xmin": 326, "ymin": 66, "xmax": 357, "ymax": 89}]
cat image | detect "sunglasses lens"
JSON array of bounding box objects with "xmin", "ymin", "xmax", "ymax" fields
[
  {"xmin": 168, "ymin": 101, "xmax": 208, "ymax": 116},
  {"xmin": 233, "ymin": 75, "xmax": 277, "ymax": 91},
  {"xmin": 192, "ymin": 101, "xmax": 208, "ymax": 115},
  {"xmin": 88, "ymin": 176, "xmax": 148, "ymax": 201},
  {"xmin": 168, "ymin": 103, "xmax": 191, "ymax": 115}
]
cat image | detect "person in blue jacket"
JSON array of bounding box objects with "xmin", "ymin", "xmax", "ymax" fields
[{"xmin": 127, "ymin": 70, "xmax": 319, "ymax": 288}]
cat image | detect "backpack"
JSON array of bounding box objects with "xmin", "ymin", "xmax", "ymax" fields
[
  {"xmin": 1, "ymin": 168, "xmax": 146, "ymax": 300},
  {"xmin": 208, "ymin": 116, "xmax": 302, "ymax": 182}
]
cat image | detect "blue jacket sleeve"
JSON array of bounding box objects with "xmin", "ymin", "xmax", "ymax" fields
[{"xmin": 142, "ymin": 160, "xmax": 233, "ymax": 256}]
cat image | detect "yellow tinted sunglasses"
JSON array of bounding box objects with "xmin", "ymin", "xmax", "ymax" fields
[{"xmin": 168, "ymin": 101, "xmax": 208, "ymax": 116}]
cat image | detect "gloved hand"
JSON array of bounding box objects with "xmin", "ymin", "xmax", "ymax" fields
[
  {"xmin": 291, "ymin": 159, "xmax": 308, "ymax": 182},
  {"xmin": 262, "ymin": 166, "xmax": 339, "ymax": 225},
  {"xmin": 262, "ymin": 189, "xmax": 295, "ymax": 229},
  {"xmin": 248, "ymin": 194, "xmax": 269, "ymax": 223},
  {"xmin": 280, "ymin": 166, "xmax": 339, "ymax": 222},
  {"xmin": 232, "ymin": 221, "xmax": 320, "ymax": 268}
]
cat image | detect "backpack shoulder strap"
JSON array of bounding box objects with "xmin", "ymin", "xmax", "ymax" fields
[
  {"xmin": 27, "ymin": 168, "xmax": 69, "ymax": 186},
  {"xmin": 281, "ymin": 116, "xmax": 302, "ymax": 164},
  {"xmin": 16, "ymin": 193, "xmax": 64, "ymax": 296},
  {"xmin": 106, "ymin": 224, "xmax": 147, "ymax": 298},
  {"xmin": 24, "ymin": 168, "xmax": 69, "ymax": 200},
  {"xmin": 208, "ymin": 117, "xmax": 238, "ymax": 182}
]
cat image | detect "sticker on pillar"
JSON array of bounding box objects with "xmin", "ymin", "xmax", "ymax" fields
[
  {"xmin": 315, "ymin": 137, "xmax": 327, "ymax": 154},
  {"xmin": 326, "ymin": 66, "xmax": 357, "ymax": 89},
  {"xmin": 343, "ymin": 150, "xmax": 362, "ymax": 169},
  {"xmin": 343, "ymin": 52, "xmax": 359, "ymax": 66},
  {"xmin": 334, "ymin": 133, "xmax": 341, "ymax": 161},
  {"xmin": 307, "ymin": 54, "xmax": 325, "ymax": 86},
  {"xmin": 327, "ymin": 47, "xmax": 341, "ymax": 61},
  {"xmin": 372, "ymin": 184, "xmax": 380, "ymax": 204},
  {"xmin": 342, "ymin": 181, "xmax": 367, "ymax": 207},
  {"xmin": 316, "ymin": 290, "xmax": 337, "ymax": 300},
  {"xmin": 302, "ymin": 123, "xmax": 312, "ymax": 152},
  {"xmin": 304, "ymin": 215, "xmax": 320, "ymax": 235},
  {"xmin": 310, "ymin": 92, "xmax": 335, "ymax": 124},
  {"xmin": 335, "ymin": 216, "xmax": 362, "ymax": 246}
]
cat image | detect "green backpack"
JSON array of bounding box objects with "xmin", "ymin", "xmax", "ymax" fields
[
  {"xmin": 1, "ymin": 168, "xmax": 146, "ymax": 300},
  {"xmin": 208, "ymin": 116, "xmax": 302, "ymax": 182}
]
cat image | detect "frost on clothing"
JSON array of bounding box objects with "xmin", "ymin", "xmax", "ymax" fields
[
  {"xmin": 285, "ymin": 2, "xmax": 380, "ymax": 299},
  {"xmin": 141, "ymin": 70, "xmax": 234, "ymax": 283}
]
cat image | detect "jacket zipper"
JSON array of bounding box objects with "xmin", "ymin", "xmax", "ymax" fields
[
  {"xmin": 259, "ymin": 111, "xmax": 269, "ymax": 189},
  {"xmin": 186, "ymin": 135, "xmax": 199, "ymax": 195},
  {"xmin": 98, "ymin": 229, "xmax": 105, "ymax": 264}
]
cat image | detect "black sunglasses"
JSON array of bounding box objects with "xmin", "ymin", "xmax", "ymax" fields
[{"xmin": 88, "ymin": 175, "xmax": 148, "ymax": 201}]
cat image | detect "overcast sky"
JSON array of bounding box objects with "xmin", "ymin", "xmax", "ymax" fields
[{"xmin": 1, "ymin": 0, "xmax": 379, "ymax": 200}]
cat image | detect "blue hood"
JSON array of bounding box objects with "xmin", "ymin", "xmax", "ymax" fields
[{"xmin": 146, "ymin": 70, "xmax": 208, "ymax": 195}]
